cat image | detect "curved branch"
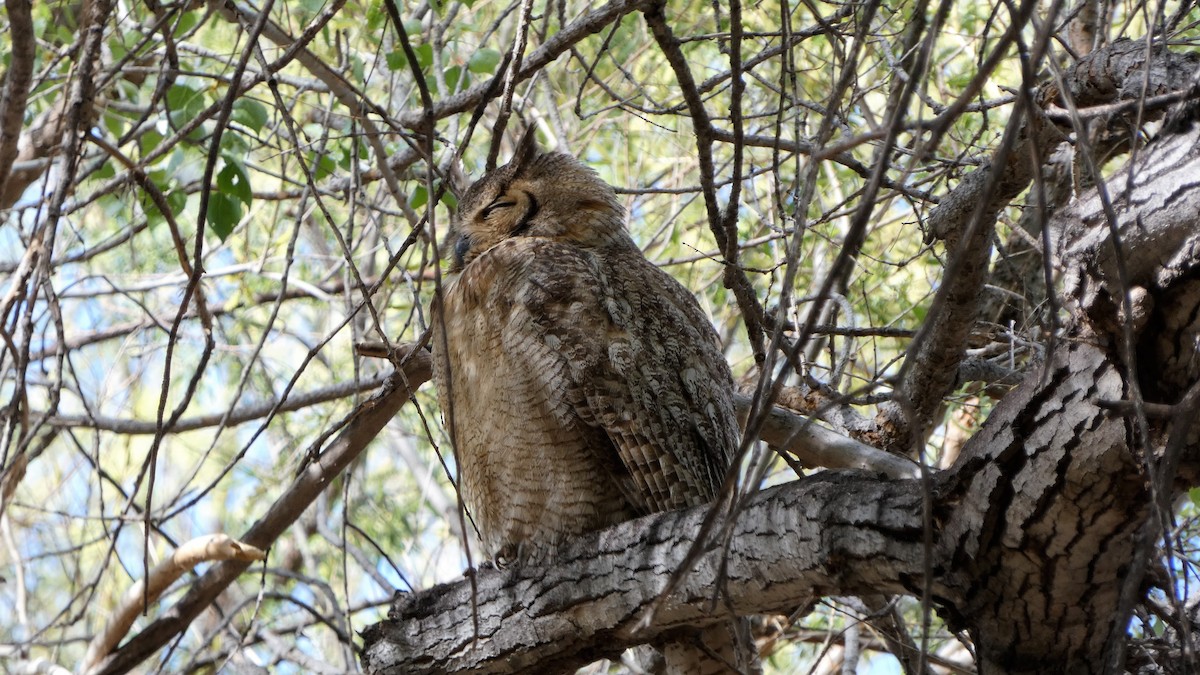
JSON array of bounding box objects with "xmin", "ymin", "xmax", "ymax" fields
[{"xmin": 739, "ymin": 392, "xmax": 919, "ymax": 479}]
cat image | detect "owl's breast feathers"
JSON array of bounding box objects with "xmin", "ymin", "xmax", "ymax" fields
[{"xmin": 434, "ymin": 236, "xmax": 738, "ymax": 555}]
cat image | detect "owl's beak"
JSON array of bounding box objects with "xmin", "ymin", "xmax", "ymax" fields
[{"xmin": 452, "ymin": 233, "xmax": 473, "ymax": 271}]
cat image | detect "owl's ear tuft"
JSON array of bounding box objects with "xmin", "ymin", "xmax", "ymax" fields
[
  {"xmin": 511, "ymin": 126, "xmax": 540, "ymax": 174},
  {"xmin": 447, "ymin": 161, "xmax": 469, "ymax": 202}
]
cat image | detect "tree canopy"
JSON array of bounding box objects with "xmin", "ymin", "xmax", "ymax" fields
[{"xmin": 2, "ymin": 0, "xmax": 1200, "ymax": 673}]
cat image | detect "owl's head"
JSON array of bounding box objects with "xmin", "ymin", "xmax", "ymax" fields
[{"xmin": 448, "ymin": 128, "xmax": 626, "ymax": 271}]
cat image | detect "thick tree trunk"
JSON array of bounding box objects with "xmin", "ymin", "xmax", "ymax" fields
[{"xmin": 938, "ymin": 338, "xmax": 1144, "ymax": 670}]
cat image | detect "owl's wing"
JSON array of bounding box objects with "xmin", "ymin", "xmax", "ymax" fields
[{"xmin": 497, "ymin": 238, "xmax": 738, "ymax": 514}]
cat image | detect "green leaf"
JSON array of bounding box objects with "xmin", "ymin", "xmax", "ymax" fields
[
  {"xmin": 415, "ymin": 43, "xmax": 434, "ymax": 69},
  {"xmin": 389, "ymin": 43, "xmax": 435, "ymax": 75},
  {"xmin": 386, "ymin": 49, "xmax": 408, "ymax": 72},
  {"xmin": 468, "ymin": 48, "xmax": 502, "ymax": 74},
  {"xmin": 366, "ymin": 2, "xmax": 385, "ymax": 31},
  {"xmin": 103, "ymin": 110, "xmax": 126, "ymax": 138},
  {"xmin": 411, "ymin": 183, "xmax": 457, "ymax": 210},
  {"xmin": 54, "ymin": 24, "xmax": 73, "ymax": 45},
  {"xmin": 220, "ymin": 131, "xmax": 250, "ymax": 157},
  {"xmin": 143, "ymin": 188, "xmax": 186, "ymax": 230},
  {"xmin": 168, "ymin": 190, "xmax": 187, "ymax": 217},
  {"xmin": 173, "ymin": 11, "xmax": 199, "ymax": 37},
  {"xmin": 166, "ymin": 147, "xmax": 189, "ymax": 175},
  {"xmin": 310, "ymin": 152, "xmax": 336, "ymax": 181},
  {"xmin": 147, "ymin": 168, "xmax": 170, "ymax": 188},
  {"xmin": 167, "ymin": 84, "xmax": 207, "ymax": 132},
  {"xmin": 443, "ymin": 66, "xmax": 467, "ymax": 92},
  {"xmin": 95, "ymin": 159, "xmax": 116, "ymax": 181},
  {"xmin": 218, "ymin": 160, "xmax": 253, "ymax": 206},
  {"xmin": 207, "ymin": 192, "xmax": 242, "ymax": 241},
  {"xmin": 166, "ymin": 84, "xmax": 201, "ymax": 112},
  {"xmin": 139, "ymin": 129, "xmax": 164, "ymax": 158},
  {"xmin": 232, "ymin": 98, "xmax": 268, "ymax": 132},
  {"xmin": 410, "ymin": 185, "xmax": 428, "ymax": 210}
]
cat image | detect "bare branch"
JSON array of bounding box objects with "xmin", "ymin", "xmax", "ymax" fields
[{"xmin": 41, "ymin": 373, "xmax": 389, "ymax": 434}]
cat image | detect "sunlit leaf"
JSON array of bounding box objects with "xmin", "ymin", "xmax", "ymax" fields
[{"xmin": 366, "ymin": 2, "xmax": 385, "ymax": 31}]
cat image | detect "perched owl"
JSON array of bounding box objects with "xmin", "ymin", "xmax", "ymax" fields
[{"xmin": 431, "ymin": 129, "xmax": 756, "ymax": 674}]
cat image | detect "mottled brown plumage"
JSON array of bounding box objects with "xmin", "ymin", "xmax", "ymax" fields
[{"xmin": 431, "ymin": 129, "xmax": 756, "ymax": 673}]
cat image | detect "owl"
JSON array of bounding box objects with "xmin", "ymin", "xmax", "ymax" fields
[{"xmin": 431, "ymin": 129, "xmax": 756, "ymax": 673}]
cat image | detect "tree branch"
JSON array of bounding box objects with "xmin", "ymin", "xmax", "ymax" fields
[
  {"xmin": 0, "ymin": 0, "xmax": 35, "ymax": 197},
  {"xmin": 362, "ymin": 472, "xmax": 933, "ymax": 674},
  {"xmin": 43, "ymin": 373, "xmax": 391, "ymax": 434}
]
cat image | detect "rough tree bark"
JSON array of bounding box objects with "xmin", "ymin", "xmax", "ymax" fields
[{"xmin": 360, "ymin": 73, "xmax": 1200, "ymax": 675}]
